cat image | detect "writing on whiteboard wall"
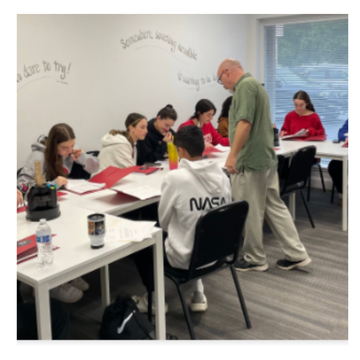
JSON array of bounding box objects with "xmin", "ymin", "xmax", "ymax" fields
[
  {"xmin": 178, "ymin": 72, "xmax": 218, "ymax": 91},
  {"xmin": 17, "ymin": 60, "xmax": 72, "ymax": 88},
  {"xmin": 120, "ymin": 30, "xmax": 197, "ymax": 60}
]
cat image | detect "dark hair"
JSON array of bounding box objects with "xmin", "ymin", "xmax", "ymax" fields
[
  {"xmin": 293, "ymin": 91, "xmax": 316, "ymax": 112},
  {"xmin": 174, "ymin": 125, "xmax": 205, "ymax": 157},
  {"xmin": 157, "ymin": 104, "xmax": 177, "ymax": 121},
  {"xmin": 191, "ymin": 99, "xmax": 217, "ymax": 120},
  {"xmin": 45, "ymin": 123, "xmax": 75, "ymax": 181},
  {"xmin": 109, "ymin": 112, "xmax": 146, "ymax": 146},
  {"xmin": 218, "ymin": 96, "xmax": 233, "ymax": 121}
]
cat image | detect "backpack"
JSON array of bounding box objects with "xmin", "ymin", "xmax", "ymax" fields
[{"xmin": 100, "ymin": 296, "xmax": 155, "ymax": 340}]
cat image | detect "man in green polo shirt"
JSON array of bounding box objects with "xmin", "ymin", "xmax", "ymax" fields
[{"xmin": 217, "ymin": 58, "xmax": 311, "ymax": 271}]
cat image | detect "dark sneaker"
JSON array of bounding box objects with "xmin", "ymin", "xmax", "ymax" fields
[
  {"xmin": 276, "ymin": 258, "xmax": 312, "ymax": 270},
  {"xmin": 234, "ymin": 258, "xmax": 269, "ymax": 272}
]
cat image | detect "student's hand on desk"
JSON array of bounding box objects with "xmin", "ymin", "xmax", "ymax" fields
[
  {"xmin": 225, "ymin": 153, "xmax": 238, "ymax": 174},
  {"xmin": 204, "ymin": 142, "xmax": 214, "ymax": 148},
  {"xmin": 56, "ymin": 176, "xmax": 68, "ymax": 188},
  {"xmin": 280, "ymin": 131, "xmax": 287, "ymax": 138},
  {"xmin": 17, "ymin": 190, "xmax": 23, "ymax": 207},
  {"xmin": 345, "ymin": 137, "xmax": 348, "ymax": 145},
  {"xmin": 71, "ymin": 149, "xmax": 83, "ymax": 161},
  {"xmin": 162, "ymin": 132, "xmax": 172, "ymax": 143}
]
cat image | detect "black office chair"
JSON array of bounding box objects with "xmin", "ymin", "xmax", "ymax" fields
[
  {"xmin": 307, "ymin": 159, "xmax": 326, "ymax": 201},
  {"xmin": 163, "ymin": 200, "xmax": 251, "ymax": 340},
  {"xmin": 278, "ymin": 145, "xmax": 317, "ymax": 228}
]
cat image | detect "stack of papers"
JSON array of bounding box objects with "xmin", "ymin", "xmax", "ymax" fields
[
  {"xmin": 65, "ymin": 179, "xmax": 106, "ymax": 194},
  {"xmin": 105, "ymin": 220, "xmax": 156, "ymax": 242},
  {"xmin": 282, "ymin": 129, "xmax": 307, "ymax": 139},
  {"xmin": 111, "ymin": 184, "xmax": 161, "ymax": 200},
  {"xmin": 214, "ymin": 144, "xmax": 230, "ymax": 152}
]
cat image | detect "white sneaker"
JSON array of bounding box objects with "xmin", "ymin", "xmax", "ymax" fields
[
  {"xmin": 132, "ymin": 294, "xmax": 168, "ymax": 314},
  {"xmin": 189, "ymin": 293, "xmax": 208, "ymax": 312},
  {"xmin": 50, "ymin": 283, "xmax": 83, "ymax": 303},
  {"xmin": 70, "ymin": 277, "xmax": 89, "ymax": 291}
]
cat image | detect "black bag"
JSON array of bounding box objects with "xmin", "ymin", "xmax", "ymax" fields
[{"xmin": 100, "ymin": 296, "xmax": 155, "ymax": 340}]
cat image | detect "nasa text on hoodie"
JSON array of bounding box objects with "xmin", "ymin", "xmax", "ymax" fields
[{"xmin": 158, "ymin": 158, "xmax": 232, "ymax": 269}]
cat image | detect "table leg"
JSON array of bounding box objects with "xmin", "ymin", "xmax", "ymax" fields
[
  {"xmin": 100, "ymin": 265, "xmax": 110, "ymax": 308},
  {"xmin": 34, "ymin": 284, "xmax": 52, "ymax": 340},
  {"xmin": 153, "ymin": 233, "xmax": 166, "ymax": 340},
  {"xmin": 289, "ymin": 193, "xmax": 296, "ymax": 221},
  {"xmin": 342, "ymin": 156, "xmax": 348, "ymax": 231}
]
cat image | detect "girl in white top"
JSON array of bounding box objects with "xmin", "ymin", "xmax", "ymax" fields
[{"xmin": 98, "ymin": 113, "xmax": 148, "ymax": 171}]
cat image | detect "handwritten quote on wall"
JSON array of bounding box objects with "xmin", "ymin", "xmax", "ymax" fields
[{"xmin": 17, "ymin": 60, "xmax": 72, "ymax": 88}]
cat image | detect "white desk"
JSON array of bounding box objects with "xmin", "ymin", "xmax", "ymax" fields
[{"xmin": 17, "ymin": 202, "xmax": 166, "ymax": 340}]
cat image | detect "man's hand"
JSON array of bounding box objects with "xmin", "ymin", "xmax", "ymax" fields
[
  {"xmin": 71, "ymin": 149, "xmax": 83, "ymax": 161},
  {"xmin": 225, "ymin": 152, "xmax": 238, "ymax": 174},
  {"xmin": 162, "ymin": 132, "xmax": 172, "ymax": 143}
]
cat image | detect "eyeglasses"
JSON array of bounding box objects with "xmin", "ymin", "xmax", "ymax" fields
[{"xmin": 217, "ymin": 69, "xmax": 229, "ymax": 85}]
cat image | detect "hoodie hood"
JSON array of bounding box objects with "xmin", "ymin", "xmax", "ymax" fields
[
  {"xmin": 101, "ymin": 133, "xmax": 131, "ymax": 148},
  {"xmin": 179, "ymin": 158, "xmax": 224, "ymax": 195},
  {"xmin": 31, "ymin": 134, "xmax": 47, "ymax": 153}
]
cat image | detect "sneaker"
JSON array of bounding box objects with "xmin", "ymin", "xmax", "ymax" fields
[
  {"xmin": 49, "ymin": 283, "xmax": 83, "ymax": 303},
  {"xmin": 132, "ymin": 294, "xmax": 168, "ymax": 314},
  {"xmin": 234, "ymin": 258, "xmax": 269, "ymax": 272},
  {"xmin": 189, "ymin": 293, "xmax": 208, "ymax": 312},
  {"xmin": 70, "ymin": 277, "xmax": 89, "ymax": 291},
  {"xmin": 276, "ymin": 258, "xmax": 312, "ymax": 270}
]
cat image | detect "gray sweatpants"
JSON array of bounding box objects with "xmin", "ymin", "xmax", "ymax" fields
[{"xmin": 231, "ymin": 165, "xmax": 308, "ymax": 265}]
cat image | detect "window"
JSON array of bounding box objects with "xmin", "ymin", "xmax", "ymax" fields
[{"xmin": 264, "ymin": 19, "xmax": 348, "ymax": 156}]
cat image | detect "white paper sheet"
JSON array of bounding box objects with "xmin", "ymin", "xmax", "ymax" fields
[
  {"xmin": 111, "ymin": 184, "xmax": 161, "ymax": 200},
  {"xmin": 65, "ymin": 179, "xmax": 106, "ymax": 194},
  {"xmin": 214, "ymin": 144, "xmax": 230, "ymax": 152},
  {"xmin": 282, "ymin": 128, "xmax": 307, "ymax": 139},
  {"xmin": 105, "ymin": 220, "xmax": 156, "ymax": 242}
]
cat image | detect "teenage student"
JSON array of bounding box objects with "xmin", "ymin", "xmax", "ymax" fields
[
  {"xmin": 132, "ymin": 126, "xmax": 232, "ymax": 313},
  {"xmin": 17, "ymin": 123, "xmax": 100, "ymax": 304},
  {"xmin": 178, "ymin": 99, "xmax": 230, "ymax": 147},
  {"xmin": 280, "ymin": 90, "xmax": 325, "ymax": 138},
  {"xmin": 136, "ymin": 104, "xmax": 178, "ymax": 165},
  {"xmin": 97, "ymin": 113, "xmax": 148, "ymax": 171},
  {"xmin": 328, "ymin": 119, "xmax": 348, "ymax": 207},
  {"xmin": 217, "ymin": 96, "xmax": 232, "ymax": 137}
]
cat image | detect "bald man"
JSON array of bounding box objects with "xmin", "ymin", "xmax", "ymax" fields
[{"xmin": 217, "ymin": 59, "xmax": 311, "ymax": 271}]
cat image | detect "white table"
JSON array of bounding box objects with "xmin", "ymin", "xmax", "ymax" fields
[
  {"xmin": 276, "ymin": 140, "xmax": 348, "ymax": 231},
  {"xmin": 17, "ymin": 202, "xmax": 166, "ymax": 340}
]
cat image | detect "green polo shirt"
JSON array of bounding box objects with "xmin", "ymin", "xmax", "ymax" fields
[{"xmin": 229, "ymin": 72, "xmax": 277, "ymax": 172}]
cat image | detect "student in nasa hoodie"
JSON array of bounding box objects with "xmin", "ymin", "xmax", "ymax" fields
[{"xmin": 132, "ymin": 125, "xmax": 232, "ymax": 313}]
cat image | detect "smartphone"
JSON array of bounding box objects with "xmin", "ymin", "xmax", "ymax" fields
[{"xmin": 332, "ymin": 139, "xmax": 340, "ymax": 144}]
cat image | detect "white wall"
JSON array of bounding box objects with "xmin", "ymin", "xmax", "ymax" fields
[{"xmin": 17, "ymin": 14, "xmax": 248, "ymax": 167}]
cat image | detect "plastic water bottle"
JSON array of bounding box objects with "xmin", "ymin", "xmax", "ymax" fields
[{"xmin": 36, "ymin": 219, "xmax": 53, "ymax": 266}]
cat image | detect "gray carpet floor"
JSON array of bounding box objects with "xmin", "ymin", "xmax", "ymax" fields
[{"xmin": 19, "ymin": 188, "xmax": 348, "ymax": 340}]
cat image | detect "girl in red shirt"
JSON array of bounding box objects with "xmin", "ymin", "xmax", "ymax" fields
[
  {"xmin": 280, "ymin": 91, "xmax": 325, "ymax": 138},
  {"xmin": 178, "ymin": 99, "xmax": 230, "ymax": 146}
]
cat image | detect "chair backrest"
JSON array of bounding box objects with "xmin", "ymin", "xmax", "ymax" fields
[
  {"xmin": 187, "ymin": 200, "xmax": 249, "ymax": 274},
  {"xmin": 277, "ymin": 155, "xmax": 286, "ymax": 177},
  {"xmin": 281, "ymin": 145, "xmax": 316, "ymax": 195}
]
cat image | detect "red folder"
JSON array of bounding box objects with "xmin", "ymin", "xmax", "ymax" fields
[
  {"xmin": 286, "ymin": 135, "xmax": 327, "ymax": 141},
  {"xmin": 17, "ymin": 234, "xmax": 58, "ymax": 264},
  {"xmin": 133, "ymin": 166, "xmax": 161, "ymax": 175},
  {"xmin": 202, "ymin": 147, "xmax": 222, "ymax": 156},
  {"xmin": 342, "ymin": 142, "xmax": 348, "ymax": 148},
  {"xmin": 89, "ymin": 166, "xmax": 138, "ymax": 188}
]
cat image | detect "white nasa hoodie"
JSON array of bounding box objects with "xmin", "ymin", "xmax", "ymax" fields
[{"xmin": 159, "ymin": 158, "xmax": 232, "ymax": 269}]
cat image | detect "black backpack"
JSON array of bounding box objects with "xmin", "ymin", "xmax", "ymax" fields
[{"xmin": 100, "ymin": 296, "xmax": 155, "ymax": 340}]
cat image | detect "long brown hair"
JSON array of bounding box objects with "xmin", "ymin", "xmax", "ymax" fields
[
  {"xmin": 293, "ymin": 91, "xmax": 316, "ymax": 112},
  {"xmin": 44, "ymin": 123, "xmax": 75, "ymax": 181},
  {"xmin": 108, "ymin": 113, "xmax": 146, "ymax": 146}
]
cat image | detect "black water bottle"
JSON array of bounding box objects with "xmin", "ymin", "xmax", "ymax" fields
[{"xmin": 273, "ymin": 127, "xmax": 280, "ymax": 147}]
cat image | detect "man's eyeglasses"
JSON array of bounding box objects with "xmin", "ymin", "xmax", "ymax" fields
[{"xmin": 217, "ymin": 69, "xmax": 228, "ymax": 85}]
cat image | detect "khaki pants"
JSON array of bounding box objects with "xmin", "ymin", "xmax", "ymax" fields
[{"xmin": 231, "ymin": 165, "xmax": 308, "ymax": 265}]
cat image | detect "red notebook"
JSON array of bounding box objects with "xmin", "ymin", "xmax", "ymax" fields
[
  {"xmin": 133, "ymin": 166, "xmax": 161, "ymax": 175},
  {"xmin": 89, "ymin": 166, "xmax": 138, "ymax": 188},
  {"xmin": 342, "ymin": 143, "xmax": 348, "ymax": 148},
  {"xmin": 17, "ymin": 234, "xmax": 58, "ymax": 264},
  {"xmin": 202, "ymin": 147, "xmax": 222, "ymax": 156}
]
